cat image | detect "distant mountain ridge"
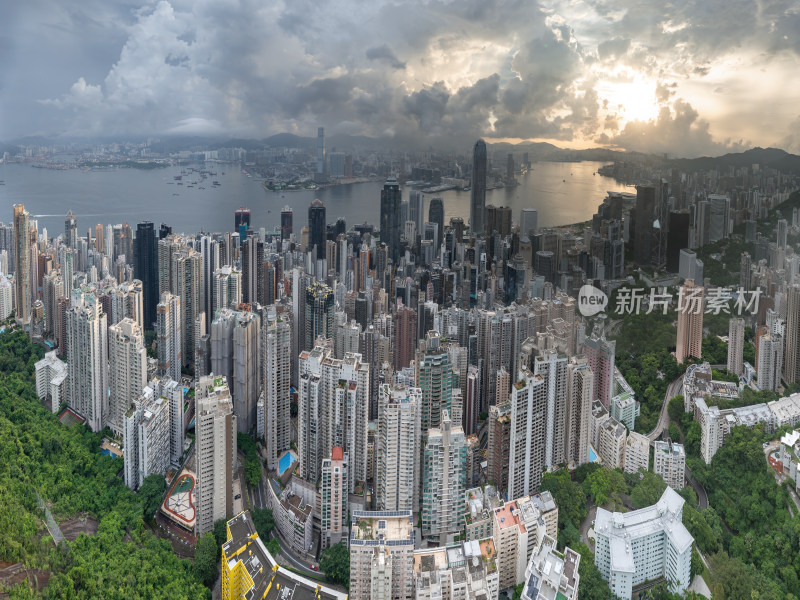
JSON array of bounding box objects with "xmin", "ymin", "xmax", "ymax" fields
[{"xmin": 666, "ymin": 147, "xmax": 800, "ymax": 173}]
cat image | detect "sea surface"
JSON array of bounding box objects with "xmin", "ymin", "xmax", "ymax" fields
[{"xmin": 0, "ymin": 161, "xmax": 631, "ymax": 235}]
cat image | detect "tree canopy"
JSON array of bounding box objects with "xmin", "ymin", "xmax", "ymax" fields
[{"xmin": 319, "ymin": 543, "xmax": 349, "ymax": 590}]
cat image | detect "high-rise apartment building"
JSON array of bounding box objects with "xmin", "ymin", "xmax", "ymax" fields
[
  {"xmin": 195, "ymin": 374, "xmax": 236, "ymax": 537},
  {"xmin": 584, "ymin": 323, "xmax": 615, "ymax": 408},
  {"xmin": 157, "ymin": 292, "xmax": 182, "ymax": 382},
  {"xmin": 211, "ymin": 309, "xmax": 261, "ymax": 434},
  {"xmin": 758, "ymin": 331, "xmax": 784, "ymax": 392},
  {"xmin": 320, "ymin": 447, "xmax": 348, "ymax": 549},
  {"xmin": 785, "ymin": 284, "xmax": 800, "ymax": 385},
  {"xmin": 675, "ymin": 279, "xmax": 704, "ymax": 364},
  {"xmin": 487, "ymin": 401, "xmax": 512, "ymax": 495},
  {"xmin": 349, "ymin": 510, "xmax": 415, "ymax": 600},
  {"xmin": 108, "ymin": 318, "xmax": 147, "ymax": 435},
  {"xmin": 262, "ymin": 312, "xmax": 291, "ymax": 470},
  {"xmin": 416, "ymin": 330, "xmax": 456, "ymax": 433},
  {"xmin": 566, "ymin": 357, "xmax": 593, "ymax": 467},
  {"xmin": 13, "ymin": 204, "xmax": 30, "ymax": 324},
  {"xmin": 421, "ymin": 410, "xmax": 467, "ymax": 544},
  {"xmin": 508, "ymin": 368, "xmax": 548, "ymax": 499},
  {"xmin": 470, "ymin": 140, "xmax": 487, "ymax": 236},
  {"xmin": 727, "ymin": 317, "xmax": 744, "ymax": 376},
  {"xmin": 520, "ymin": 535, "xmax": 580, "ymax": 600},
  {"xmin": 123, "ymin": 385, "xmax": 170, "ymax": 491},
  {"xmin": 65, "ymin": 291, "xmax": 108, "ymax": 431},
  {"xmin": 377, "ymin": 384, "xmax": 422, "ymax": 512},
  {"xmin": 653, "ymin": 439, "xmax": 686, "ymax": 490}
]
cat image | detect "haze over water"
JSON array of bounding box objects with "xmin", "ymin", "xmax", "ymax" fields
[{"xmin": 0, "ymin": 161, "xmax": 631, "ymax": 235}]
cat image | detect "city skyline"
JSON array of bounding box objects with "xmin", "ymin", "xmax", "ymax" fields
[{"xmin": 3, "ymin": 1, "xmax": 800, "ymax": 157}]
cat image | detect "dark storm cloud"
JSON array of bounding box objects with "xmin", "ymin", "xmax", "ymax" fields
[{"xmin": 1, "ymin": 0, "xmax": 799, "ymax": 156}]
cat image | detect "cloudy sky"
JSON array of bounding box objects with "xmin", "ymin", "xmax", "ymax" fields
[{"xmin": 2, "ymin": 0, "xmax": 800, "ymax": 157}]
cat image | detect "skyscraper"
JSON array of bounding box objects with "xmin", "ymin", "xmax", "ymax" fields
[
  {"xmin": 320, "ymin": 447, "xmax": 348, "ymax": 549},
  {"xmin": 241, "ymin": 236, "xmax": 264, "ymax": 305},
  {"xmin": 108, "ymin": 318, "xmax": 147, "ymax": 435},
  {"xmin": 409, "ymin": 190, "xmax": 425, "ymax": 237},
  {"xmin": 234, "ymin": 207, "xmax": 251, "ymax": 238},
  {"xmin": 65, "ymin": 291, "xmax": 108, "ymax": 431},
  {"xmin": 380, "ymin": 177, "xmax": 402, "ymax": 264},
  {"xmin": 377, "ymin": 384, "xmax": 422, "ymax": 512},
  {"xmin": 727, "ymin": 317, "xmax": 744, "ymax": 376},
  {"xmin": 64, "ymin": 210, "xmax": 78, "ymax": 249},
  {"xmin": 134, "ymin": 222, "xmax": 158, "ymax": 330},
  {"xmin": 633, "ymin": 185, "xmax": 655, "ymax": 265},
  {"xmin": 428, "ymin": 197, "xmax": 444, "ymax": 249},
  {"xmin": 315, "ymin": 127, "xmax": 326, "ymax": 183},
  {"xmin": 508, "ymin": 368, "xmax": 548, "ymax": 499},
  {"xmin": 520, "ymin": 208, "xmax": 538, "ymax": 238},
  {"xmin": 675, "ymin": 279, "xmax": 704, "ymax": 364},
  {"xmin": 584, "ymin": 322, "xmax": 615, "ymax": 408},
  {"xmin": 305, "ymin": 281, "xmax": 334, "ymax": 349},
  {"xmin": 12, "ymin": 204, "xmax": 30, "ymax": 324},
  {"xmin": 195, "ymin": 374, "xmax": 235, "ymax": 537},
  {"xmin": 417, "ymin": 330, "xmax": 455, "ymax": 433},
  {"xmin": 784, "ymin": 283, "xmax": 800, "ymax": 385},
  {"xmin": 758, "ymin": 332, "xmax": 784, "ymax": 392},
  {"xmin": 262, "ymin": 313, "xmax": 291, "ymax": 470},
  {"xmin": 308, "ymin": 199, "xmax": 327, "ymax": 260},
  {"xmin": 281, "ymin": 206, "xmax": 293, "ymax": 242},
  {"xmin": 470, "ymin": 139, "xmax": 487, "ymax": 236},
  {"xmin": 421, "ymin": 410, "xmax": 467, "ymax": 544},
  {"xmin": 157, "ymin": 292, "xmax": 182, "ymax": 382}
]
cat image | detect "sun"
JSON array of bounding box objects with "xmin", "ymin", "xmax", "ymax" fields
[{"xmin": 607, "ymin": 78, "xmax": 661, "ymax": 124}]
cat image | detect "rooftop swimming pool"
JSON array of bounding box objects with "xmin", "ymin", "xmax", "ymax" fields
[{"xmin": 278, "ymin": 451, "xmax": 297, "ymax": 476}]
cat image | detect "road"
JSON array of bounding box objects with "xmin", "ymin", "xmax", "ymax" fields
[
  {"xmin": 685, "ymin": 465, "xmax": 708, "ymax": 509},
  {"xmin": 271, "ymin": 529, "xmax": 321, "ymax": 578},
  {"xmin": 647, "ymin": 375, "xmax": 684, "ymax": 442},
  {"xmin": 579, "ymin": 505, "xmax": 597, "ymax": 551}
]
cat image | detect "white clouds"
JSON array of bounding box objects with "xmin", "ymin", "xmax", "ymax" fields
[{"xmin": 6, "ymin": 0, "xmax": 796, "ymax": 156}]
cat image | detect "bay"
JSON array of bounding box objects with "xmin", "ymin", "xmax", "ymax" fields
[{"xmin": 0, "ymin": 161, "xmax": 631, "ymax": 236}]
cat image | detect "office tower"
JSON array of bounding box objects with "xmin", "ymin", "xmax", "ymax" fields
[
  {"xmin": 134, "ymin": 222, "xmax": 158, "ymax": 330},
  {"xmin": 241, "ymin": 236, "xmax": 264, "ymax": 305},
  {"xmin": 486, "ymin": 204, "xmax": 512, "ymax": 238},
  {"xmin": 428, "ymin": 197, "xmax": 445, "ymax": 249},
  {"xmin": 505, "ymin": 253, "xmax": 527, "ymax": 304},
  {"xmin": 349, "ymin": 510, "xmax": 415, "ymax": 600},
  {"xmin": 777, "ymin": 218, "xmax": 788, "ymax": 249},
  {"xmin": 65, "ymin": 291, "xmax": 108, "ymax": 431},
  {"xmin": 416, "ymin": 330, "xmax": 455, "ymax": 432},
  {"xmin": 666, "ymin": 210, "xmax": 690, "ymax": 273},
  {"xmin": 123, "ymin": 385, "xmax": 170, "ymax": 491},
  {"xmin": 262, "ymin": 313, "xmax": 291, "ymax": 470},
  {"xmin": 707, "ymin": 194, "xmax": 730, "ymax": 242},
  {"xmin": 305, "ymin": 281, "xmax": 334, "ymax": 349},
  {"xmin": 13, "ymin": 205, "xmax": 30, "ymax": 324},
  {"xmin": 281, "ymin": 206, "xmax": 293, "ymax": 242},
  {"xmin": 157, "ymin": 292, "xmax": 182, "ymax": 382},
  {"xmin": 308, "ymin": 199, "xmax": 327, "ymax": 260},
  {"xmin": 108, "ymin": 318, "xmax": 147, "ymax": 435},
  {"xmin": 64, "ymin": 210, "xmax": 78, "ymax": 249},
  {"xmin": 195, "ymin": 374, "xmax": 235, "ymax": 537},
  {"xmin": 675, "ymin": 279, "xmax": 704, "ymax": 364},
  {"xmin": 633, "ymin": 185, "xmax": 655, "ymax": 265},
  {"xmin": 653, "ymin": 440, "xmax": 686, "ymax": 490},
  {"xmin": 421, "ymin": 410, "xmax": 467, "ymax": 543},
  {"xmin": 470, "ymin": 139, "xmax": 487, "ymax": 235},
  {"xmin": 594, "ymin": 488, "xmax": 693, "ymax": 600},
  {"xmin": 211, "ymin": 309, "xmax": 261, "ymax": 434},
  {"xmin": 534, "ymin": 250, "xmax": 555, "ymax": 283},
  {"xmin": 409, "ymin": 190, "xmax": 425, "ymax": 237},
  {"xmin": 234, "ymin": 207, "xmax": 250, "ymax": 237},
  {"xmin": 320, "ymin": 447, "xmax": 348, "ymax": 549},
  {"xmin": 377, "ymin": 384, "xmax": 422, "ymax": 512},
  {"xmin": 380, "ymin": 178, "xmax": 402, "ymax": 264},
  {"xmin": 758, "ymin": 332, "xmax": 784, "ymax": 392},
  {"xmin": 785, "ymin": 284, "xmax": 800, "ymax": 385},
  {"xmin": 520, "ymin": 208, "xmax": 538, "ymax": 239},
  {"xmin": 507, "ymin": 368, "xmax": 548, "ymax": 499},
  {"xmin": 566, "ymin": 358, "xmax": 593, "ymax": 467},
  {"xmin": 727, "ymin": 317, "xmax": 744, "ymax": 376},
  {"xmin": 520, "ymin": 536, "xmax": 580, "ymax": 600},
  {"xmin": 584, "ymin": 322, "xmax": 615, "ymax": 408}
]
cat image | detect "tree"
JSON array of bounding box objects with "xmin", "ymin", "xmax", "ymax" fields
[
  {"xmin": 512, "ymin": 582, "xmax": 524, "ymax": 600},
  {"xmin": 575, "ymin": 462, "xmax": 602, "ymax": 483},
  {"xmin": 251, "ymin": 507, "xmax": 275, "ymax": 540},
  {"xmin": 668, "ymin": 395, "xmax": 685, "ymax": 422},
  {"xmin": 213, "ymin": 518, "xmax": 229, "ymax": 558},
  {"xmin": 137, "ymin": 473, "xmax": 166, "ymax": 520},
  {"xmin": 630, "ymin": 470, "xmax": 668, "ymax": 509},
  {"xmin": 267, "ymin": 537, "xmax": 281, "ymax": 556},
  {"xmin": 194, "ymin": 531, "xmax": 218, "ymax": 587},
  {"xmin": 319, "ymin": 543, "xmax": 350, "ymax": 589}
]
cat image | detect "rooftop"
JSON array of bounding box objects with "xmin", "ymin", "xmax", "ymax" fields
[{"xmin": 351, "ymin": 510, "xmax": 414, "ymax": 545}]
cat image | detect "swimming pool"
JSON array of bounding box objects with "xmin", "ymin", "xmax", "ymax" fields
[
  {"xmin": 278, "ymin": 451, "xmax": 297, "ymax": 476},
  {"xmin": 100, "ymin": 448, "xmax": 119, "ymax": 458},
  {"xmin": 589, "ymin": 447, "xmax": 598, "ymax": 462}
]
